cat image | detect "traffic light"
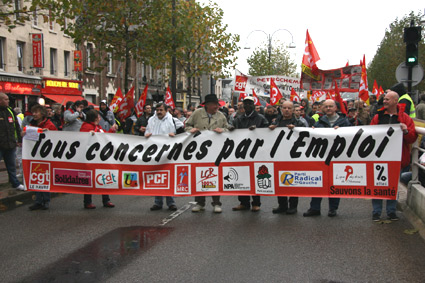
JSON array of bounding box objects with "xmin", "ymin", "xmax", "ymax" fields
[{"xmin": 404, "ymin": 26, "xmax": 421, "ymax": 66}]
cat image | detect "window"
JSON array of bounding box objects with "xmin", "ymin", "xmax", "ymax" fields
[
  {"xmin": 64, "ymin": 51, "xmax": 70, "ymax": 76},
  {"xmin": 17, "ymin": 42, "xmax": 24, "ymax": 72},
  {"xmin": 49, "ymin": 10, "xmax": 54, "ymax": 31},
  {"xmin": 14, "ymin": 0, "xmax": 22, "ymax": 20},
  {"xmin": 50, "ymin": 48, "xmax": 57, "ymax": 75},
  {"xmin": 64, "ymin": 17, "xmax": 68, "ymax": 30},
  {"xmin": 107, "ymin": 52, "xmax": 113, "ymax": 74},
  {"xmin": 0, "ymin": 38, "xmax": 5, "ymax": 70},
  {"xmin": 86, "ymin": 43, "xmax": 93, "ymax": 69},
  {"xmin": 32, "ymin": 10, "xmax": 38, "ymax": 26}
]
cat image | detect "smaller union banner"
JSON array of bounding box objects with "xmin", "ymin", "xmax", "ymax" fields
[
  {"xmin": 32, "ymin": 34, "xmax": 44, "ymax": 68},
  {"xmin": 22, "ymin": 125, "xmax": 403, "ymax": 200},
  {"xmin": 74, "ymin": 51, "xmax": 83, "ymax": 72}
]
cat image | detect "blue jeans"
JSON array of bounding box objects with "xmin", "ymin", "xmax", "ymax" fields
[
  {"xmin": 154, "ymin": 196, "xmax": 175, "ymax": 207},
  {"xmin": 0, "ymin": 148, "xmax": 21, "ymax": 188},
  {"xmin": 35, "ymin": 192, "xmax": 51, "ymax": 205},
  {"xmin": 310, "ymin": 197, "xmax": 340, "ymax": 211},
  {"xmin": 372, "ymin": 199, "xmax": 397, "ymax": 216}
]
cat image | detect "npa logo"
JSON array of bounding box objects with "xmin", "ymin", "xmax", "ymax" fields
[
  {"xmin": 196, "ymin": 167, "xmax": 219, "ymax": 192},
  {"xmin": 175, "ymin": 165, "xmax": 190, "ymax": 194},
  {"xmin": 95, "ymin": 169, "xmax": 119, "ymax": 189},
  {"xmin": 333, "ymin": 164, "xmax": 366, "ymax": 186},
  {"xmin": 29, "ymin": 162, "xmax": 50, "ymax": 190},
  {"xmin": 122, "ymin": 171, "xmax": 140, "ymax": 189},
  {"xmin": 143, "ymin": 171, "xmax": 169, "ymax": 189},
  {"xmin": 254, "ymin": 163, "xmax": 274, "ymax": 194},
  {"xmin": 223, "ymin": 167, "xmax": 250, "ymax": 191},
  {"xmin": 234, "ymin": 75, "xmax": 248, "ymax": 91},
  {"xmin": 279, "ymin": 171, "xmax": 323, "ymax": 187}
]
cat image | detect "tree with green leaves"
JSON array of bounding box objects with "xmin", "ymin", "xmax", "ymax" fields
[
  {"xmin": 0, "ymin": 0, "xmax": 39, "ymax": 31},
  {"xmin": 247, "ymin": 43, "xmax": 297, "ymax": 76},
  {"xmin": 368, "ymin": 11, "xmax": 424, "ymax": 93}
]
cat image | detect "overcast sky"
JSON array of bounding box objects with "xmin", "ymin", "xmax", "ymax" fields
[{"xmin": 200, "ymin": 0, "xmax": 424, "ymax": 76}]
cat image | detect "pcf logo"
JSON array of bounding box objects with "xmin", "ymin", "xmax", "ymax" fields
[{"xmin": 143, "ymin": 171, "xmax": 169, "ymax": 189}]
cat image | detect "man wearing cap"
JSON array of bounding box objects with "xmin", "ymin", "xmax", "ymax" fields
[
  {"xmin": 231, "ymin": 96, "xmax": 269, "ymax": 212},
  {"xmin": 185, "ymin": 94, "xmax": 229, "ymax": 213},
  {"xmin": 99, "ymin": 100, "xmax": 116, "ymax": 131}
]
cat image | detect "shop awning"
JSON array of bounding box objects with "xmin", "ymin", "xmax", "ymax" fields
[{"xmin": 43, "ymin": 94, "xmax": 96, "ymax": 107}]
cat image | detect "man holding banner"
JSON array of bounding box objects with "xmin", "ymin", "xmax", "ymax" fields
[
  {"xmin": 185, "ymin": 94, "xmax": 229, "ymax": 213},
  {"xmin": 303, "ymin": 99, "xmax": 351, "ymax": 217},
  {"xmin": 370, "ymin": 91, "xmax": 417, "ymax": 221}
]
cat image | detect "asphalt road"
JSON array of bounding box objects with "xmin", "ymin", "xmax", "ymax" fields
[{"xmin": 1, "ymin": 193, "xmax": 425, "ymax": 283}]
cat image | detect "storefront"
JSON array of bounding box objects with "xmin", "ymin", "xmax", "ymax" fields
[
  {"xmin": 0, "ymin": 72, "xmax": 42, "ymax": 111},
  {"xmin": 41, "ymin": 77, "xmax": 85, "ymax": 106}
]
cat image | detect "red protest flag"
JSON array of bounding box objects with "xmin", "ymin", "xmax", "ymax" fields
[
  {"xmin": 135, "ymin": 84, "xmax": 148, "ymax": 117},
  {"xmin": 290, "ymin": 87, "xmax": 300, "ymax": 102},
  {"xmin": 334, "ymin": 81, "xmax": 347, "ymax": 114},
  {"xmin": 358, "ymin": 55, "xmax": 370, "ymax": 105},
  {"xmin": 378, "ymin": 86, "xmax": 384, "ymax": 95},
  {"xmin": 372, "ymin": 80, "xmax": 379, "ymax": 95},
  {"xmin": 252, "ymin": 90, "xmax": 262, "ymax": 106},
  {"xmin": 109, "ymin": 88, "xmax": 124, "ymax": 112},
  {"xmin": 238, "ymin": 92, "xmax": 247, "ymax": 101},
  {"xmin": 117, "ymin": 86, "xmax": 135, "ymax": 120},
  {"xmin": 269, "ymin": 78, "xmax": 283, "ymax": 105},
  {"xmin": 164, "ymin": 86, "xmax": 176, "ymax": 109},
  {"xmin": 301, "ymin": 30, "xmax": 321, "ymax": 80}
]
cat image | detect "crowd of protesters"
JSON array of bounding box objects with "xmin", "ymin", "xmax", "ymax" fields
[{"xmin": 0, "ymin": 81, "xmax": 420, "ymax": 221}]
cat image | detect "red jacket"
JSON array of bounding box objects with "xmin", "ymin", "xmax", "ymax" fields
[
  {"xmin": 80, "ymin": 122, "xmax": 115, "ymax": 133},
  {"xmin": 371, "ymin": 105, "xmax": 417, "ymax": 168},
  {"xmin": 30, "ymin": 118, "xmax": 57, "ymax": 131}
]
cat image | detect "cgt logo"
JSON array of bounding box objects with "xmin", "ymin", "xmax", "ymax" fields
[
  {"xmin": 122, "ymin": 172, "xmax": 140, "ymax": 189},
  {"xmin": 234, "ymin": 75, "xmax": 248, "ymax": 91},
  {"xmin": 29, "ymin": 162, "xmax": 50, "ymax": 190},
  {"xmin": 95, "ymin": 169, "xmax": 119, "ymax": 189},
  {"xmin": 143, "ymin": 171, "xmax": 169, "ymax": 189}
]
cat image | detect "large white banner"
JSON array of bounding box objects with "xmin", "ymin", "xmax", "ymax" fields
[{"xmin": 23, "ymin": 125, "xmax": 402, "ymax": 199}]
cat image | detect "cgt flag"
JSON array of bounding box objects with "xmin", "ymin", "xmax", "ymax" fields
[
  {"xmin": 290, "ymin": 87, "xmax": 300, "ymax": 102},
  {"xmin": 164, "ymin": 86, "xmax": 176, "ymax": 109},
  {"xmin": 238, "ymin": 92, "xmax": 248, "ymax": 101},
  {"xmin": 117, "ymin": 86, "xmax": 135, "ymax": 120},
  {"xmin": 301, "ymin": 30, "xmax": 321, "ymax": 81},
  {"xmin": 110, "ymin": 88, "xmax": 124, "ymax": 113},
  {"xmin": 359, "ymin": 55, "xmax": 370, "ymax": 105},
  {"xmin": 252, "ymin": 90, "xmax": 262, "ymax": 106},
  {"xmin": 334, "ymin": 82, "xmax": 347, "ymax": 114},
  {"xmin": 270, "ymin": 78, "xmax": 283, "ymax": 105},
  {"xmin": 135, "ymin": 84, "xmax": 148, "ymax": 117}
]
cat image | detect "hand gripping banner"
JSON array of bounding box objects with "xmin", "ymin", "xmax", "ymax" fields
[{"xmin": 23, "ymin": 125, "xmax": 402, "ymax": 200}]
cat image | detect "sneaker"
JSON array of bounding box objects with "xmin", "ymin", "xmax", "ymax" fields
[
  {"xmin": 251, "ymin": 205, "xmax": 261, "ymax": 212},
  {"xmin": 168, "ymin": 205, "xmax": 178, "ymax": 211},
  {"xmin": 29, "ymin": 203, "xmax": 43, "ymax": 211},
  {"xmin": 14, "ymin": 184, "xmax": 25, "ymax": 191},
  {"xmin": 150, "ymin": 205, "xmax": 162, "ymax": 211},
  {"xmin": 84, "ymin": 203, "xmax": 96, "ymax": 209},
  {"xmin": 213, "ymin": 205, "xmax": 222, "ymax": 213},
  {"xmin": 103, "ymin": 202, "xmax": 115, "ymax": 208},
  {"xmin": 388, "ymin": 213, "xmax": 399, "ymax": 221},
  {"xmin": 192, "ymin": 204, "xmax": 205, "ymax": 212},
  {"xmin": 232, "ymin": 204, "xmax": 249, "ymax": 211},
  {"xmin": 372, "ymin": 213, "xmax": 381, "ymax": 222},
  {"xmin": 303, "ymin": 209, "xmax": 321, "ymax": 217}
]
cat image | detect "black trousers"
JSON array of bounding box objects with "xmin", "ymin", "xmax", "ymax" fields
[
  {"xmin": 238, "ymin": 196, "xmax": 261, "ymax": 207},
  {"xmin": 277, "ymin": 196, "xmax": 298, "ymax": 210}
]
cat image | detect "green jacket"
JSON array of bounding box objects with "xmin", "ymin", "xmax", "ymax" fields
[{"xmin": 185, "ymin": 108, "xmax": 229, "ymax": 132}]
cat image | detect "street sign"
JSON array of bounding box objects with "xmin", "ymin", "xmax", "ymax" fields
[{"xmin": 395, "ymin": 62, "xmax": 424, "ymax": 87}]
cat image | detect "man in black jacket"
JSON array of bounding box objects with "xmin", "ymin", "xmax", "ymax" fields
[
  {"xmin": 134, "ymin": 104, "xmax": 152, "ymax": 136},
  {"xmin": 0, "ymin": 93, "xmax": 24, "ymax": 190},
  {"xmin": 231, "ymin": 96, "xmax": 268, "ymax": 212},
  {"xmin": 269, "ymin": 101, "xmax": 305, "ymax": 215}
]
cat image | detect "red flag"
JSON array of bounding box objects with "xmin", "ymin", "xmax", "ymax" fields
[
  {"xmin": 117, "ymin": 86, "xmax": 135, "ymax": 120},
  {"xmin": 334, "ymin": 81, "xmax": 347, "ymax": 114},
  {"xmin": 290, "ymin": 88, "xmax": 300, "ymax": 102},
  {"xmin": 359, "ymin": 55, "xmax": 369, "ymax": 105},
  {"xmin": 372, "ymin": 80, "xmax": 379, "ymax": 95},
  {"xmin": 345, "ymin": 61, "xmax": 349, "ymax": 67},
  {"xmin": 252, "ymin": 90, "xmax": 261, "ymax": 106},
  {"xmin": 301, "ymin": 30, "xmax": 321, "ymax": 80},
  {"xmin": 110, "ymin": 88, "xmax": 124, "ymax": 112},
  {"xmin": 378, "ymin": 86, "xmax": 384, "ymax": 95},
  {"xmin": 238, "ymin": 92, "xmax": 247, "ymax": 101},
  {"xmin": 164, "ymin": 86, "xmax": 176, "ymax": 109},
  {"xmin": 135, "ymin": 84, "xmax": 148, "ymax": 117},
  {"xmin": 326, "ymin": 92, "xmax": 333, "ymax": 100},
  {"xmin": 269, "ymin": 78, "xmax": 283, "ymax": 105}
]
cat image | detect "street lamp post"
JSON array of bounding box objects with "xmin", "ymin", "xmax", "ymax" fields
[{"xmin": 244, "ymin": 29, "xmax": 296, "ymax": 63}]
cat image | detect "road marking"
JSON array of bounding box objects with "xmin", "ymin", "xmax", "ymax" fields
[{"xmin": 159, "ymin": 202, "xmax": 194, "ymax": 226}]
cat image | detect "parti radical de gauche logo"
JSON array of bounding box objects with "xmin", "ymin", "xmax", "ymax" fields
[{"xmin": 279, "ymin": 171, "xmax": 323, "ymax": 187}]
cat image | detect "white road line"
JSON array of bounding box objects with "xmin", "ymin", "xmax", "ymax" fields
[{"xmin": 159, "ymin": 203, "xmax": 193, "ymax": 226}]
